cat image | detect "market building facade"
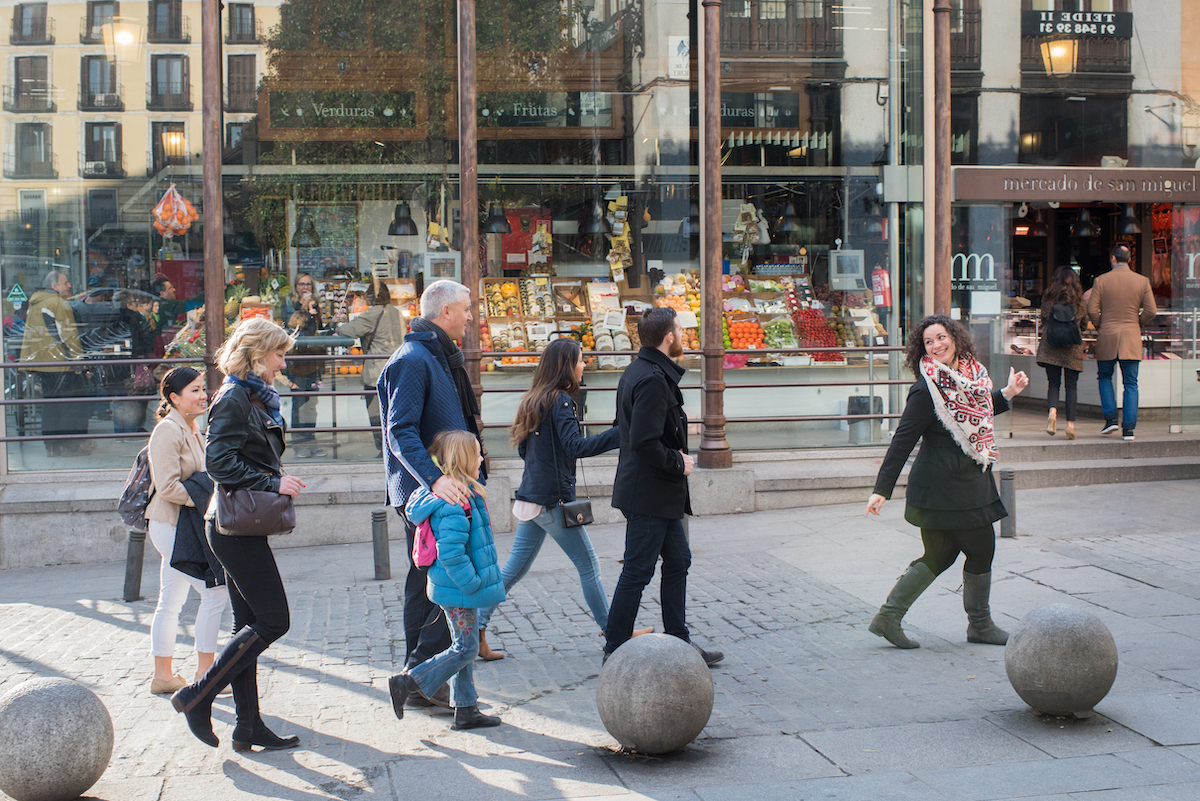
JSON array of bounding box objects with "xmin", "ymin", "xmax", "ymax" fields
[{"xmin": 0, "ymin": 0, "xmax": 1197, "ymax": 475}]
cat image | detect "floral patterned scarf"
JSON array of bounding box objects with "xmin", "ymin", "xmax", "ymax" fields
[{"xmin": 919, "ymin": 354, "xmax": 996, "ymax": 469}]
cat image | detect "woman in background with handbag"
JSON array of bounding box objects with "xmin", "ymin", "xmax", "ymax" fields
[
  {"xmin": 1036, "ymin": 266, "xmax": 1087, "ymax": 440},
  {"xmin": 476, "ymin": 338, "xmax": 644, "ymax": 661},
  {"xmin": 170, "ymin": 317, "xmax": 304, "ymax": 753}
]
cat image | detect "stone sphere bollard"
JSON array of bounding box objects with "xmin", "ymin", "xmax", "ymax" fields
[
  {"xmin": 596, "ymin": 634, "xmax": 714, "ymax": 754},
  {"xmin": 1005, "ymin": 604, "xmax": 1119, "ymax": 719},
  {"xmin": 0, "ymin": 678, "xmax": 114, "ymax": 801}
]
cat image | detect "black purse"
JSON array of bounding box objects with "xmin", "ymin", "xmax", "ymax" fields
[
  {"xmin": 547, "ymin": 409, "xmax": 594, "ymax": 529},
  {"xmin": 215, "ymin": 398, "xmax": 295, "ymax": 537}
]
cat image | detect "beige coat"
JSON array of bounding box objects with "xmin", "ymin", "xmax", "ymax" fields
[
  {"xmin": 1087, "ymin": 264, "xmax": 1157, "ymax": 361},
  {"xmin": 338, "ymin": 304, "xmax": 406, "ymax": 388},
  {"xmin": 147, "ymin": 407, "xmax": 206, "ymax": 526}
]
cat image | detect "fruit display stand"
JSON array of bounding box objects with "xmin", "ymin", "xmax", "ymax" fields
[{"xmin": 480, "ymin": 276, "xmax": 594, "ymax": 370}]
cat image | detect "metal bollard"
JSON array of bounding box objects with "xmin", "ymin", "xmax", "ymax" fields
[
  {"xmin": 372, "ymin": 508, "xmax": 391, "ymax": 580},
  {"xmin": 999, "ymin": 468, "xmax": 1017, "ymax": 539},
  {"xmin": 123, "ymin": 529, "xmax": 146, "ymax": 602}
]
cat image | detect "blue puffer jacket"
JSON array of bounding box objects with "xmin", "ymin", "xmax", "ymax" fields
[{"xmin": 406, "ymin": 487, "xmax": 505, "ymax": 610}]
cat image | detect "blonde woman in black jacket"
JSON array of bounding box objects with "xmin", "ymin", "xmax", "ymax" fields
[
  {"xmin": 171, "ymin": 318, "xmax": 305, "ymax": 752},
  {"xmin": 865, "ymin": 316, "xmax": 1028, "ymax": 650}
]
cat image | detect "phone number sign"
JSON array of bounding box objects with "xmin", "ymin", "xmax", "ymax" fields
[{"xmin": 1021, "ymin": 11, "xmax": 1132, "ymax": 38}]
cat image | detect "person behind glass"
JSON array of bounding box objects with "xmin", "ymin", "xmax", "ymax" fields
[
  {"xmin": 387, "ymin": 430, "xmax": 505, "ymax": 731},
  {"xmin": 377, "ymin": 279, "xmax": 485, "ymax": 709},
  {"xmin": 1037, "ymin": 266, "xmax": 1087, "ymax": 441},
  {"xmin": 603, "ymin": 307, "xmax": 723, "ymax": 666},
  {"xmin": 146, "ymin": 367, "xmax": 228, "ymax": 695},
  {"xmin": 112, "ymin": 290, "xmax": 155, "ymax": 434},
  {"xmin": 283, "ymin": 274, "xmax": 326, "ymax": 458},
  {"xmin": 477, "ymin": 338, "xmax": 647, "ymax": 661},
  {"xmin": 170, "ymin": 318, "xmax": 304, "ymax": 752},
  {"xmin": 865, "ymin": 316, "xmax": 1029, "ymax": 650},
  {"xmin": 1087, "ymin": 243, "xmax": 1157, "ymax": 441},
  {"xmin": 337, "ymin": 281, "xmax": 406, "ymax": 456}
]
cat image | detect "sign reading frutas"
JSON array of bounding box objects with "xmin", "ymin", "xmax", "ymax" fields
[
  {"xmin": 477, "ymin": 92, "xmax": 613, "ymax": 128},
  {"xmin": 269, "ymin": 91, "xmax": 416, "ymax": 129}
]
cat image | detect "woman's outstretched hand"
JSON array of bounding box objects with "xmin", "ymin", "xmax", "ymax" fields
[
  {"xmin": 1002, "ymin": 367, "xmax": 1030, "ymax": 401},
  {"xmin": 865, "ymin": 493, "xmax": 886, "ymax": 517},
  {"xmin": 279, "ymin": 475, "xmax": 306, "ymax": 497}
]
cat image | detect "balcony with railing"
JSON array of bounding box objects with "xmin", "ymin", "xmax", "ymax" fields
[
  {"xmin": 146, "ymin": 150, "xmax": 189, "ymax": 177},
  {"xmin": 80, "ymin": 153, "xmax": 126, "ymax": 179},
  {"xmin": 224, "ymin": 76, "xmax": 256, "ymax": 112},
  {"xmin": 1021, "ymin": 36, "xmax": 1132, "ymax": 74},
  {"xmin": 720, "ymin": 2, "xmax": 842, "ymax": 56},
  {"xmin": 10, "ymin": 16, "xmax": 54, "ymax": 44},
  {"xmin": 146, "ymin": 81, "xmax": 192, "ymax": 111},
  {"xmin": 78, "ymin": 85, "xmax": 124, "ymax": 112},
  {"xmin": 146, "ymin": 13, "xmax": 190, "ymax": 43},
  {"xmin": 3, "ymin": 152, "xmax": 59, "ymax": 180},
  {"xmin": 79, "ymin": 17, "xmax": 106, "ymax": 43},
  {"xmin": 225, "ymin": 17, "xmax": 262, "ymax": 44},
  {"xmin": 3, "ymin": 84, "xmax": 56, "ymax": 113},
  {"xmin": 951, "ymin": 8, "xmax": 981, "ymax": 72}
]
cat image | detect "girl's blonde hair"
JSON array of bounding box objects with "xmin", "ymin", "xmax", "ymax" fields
[
  {"xmin": 429, "ymin": 430, "xmax": 486, "ymax": 499},
  {"xmin": 215, "ymin": 317, "xmax": 296, "ymax": 380}
]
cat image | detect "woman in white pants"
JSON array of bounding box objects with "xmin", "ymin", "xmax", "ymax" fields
[{"xmin": 146, "ymin": 366, "xmax": 228, "ymax": 694}]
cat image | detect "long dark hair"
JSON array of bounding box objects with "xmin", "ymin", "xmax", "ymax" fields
[
  {"xmin": 1044, "ymin": 265, "xmax": 1083, "ymax": 308},
  {"xmin": 157, "ymin": 366, "xmax": 202, "ymax": 419},
  {"xmin": 904, "ymin": 315, "xmax": 978, "ymax": 375},
  {"xmin": 509, "ymin": 338, "xmax": 582, "ymax": 447}
]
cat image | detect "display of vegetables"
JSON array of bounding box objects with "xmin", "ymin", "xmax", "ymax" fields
[{"xmin": 762, "ymin": 318, "xmax": 798, "ymax": 349}]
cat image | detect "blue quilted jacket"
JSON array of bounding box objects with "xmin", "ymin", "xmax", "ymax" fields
[
  {"xmin": 406, "ymin": 488, "xmax": 505, "ymax": 609},
  {"xmin": 377, "ymin": 330, "xmax": 472, "ymax": 508}
]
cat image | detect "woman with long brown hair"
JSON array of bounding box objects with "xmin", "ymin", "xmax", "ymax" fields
[
  {"xmin": 1036, "ymin": 266, "xmax": 1087, "ymax": 439},
  {"xmin": 475, "ymin": 337, "xmax": 631, "ymax": 660}
]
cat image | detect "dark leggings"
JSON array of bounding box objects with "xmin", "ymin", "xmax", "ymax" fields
[
  {"xmin": 913, "ymin": 525, "xmax": 995, "ymax": 577},
  {"xmin": 208, "ymin": 528, "xmax": 291, "ymax": 644},
  {"xmin": 1045, "ymin": 364, "xmax": 1080, "ymax": 422}
]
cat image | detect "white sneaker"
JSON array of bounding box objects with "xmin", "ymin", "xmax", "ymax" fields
[{"xmin": 293, "ymin": 447, "xmax": 311, "ymax": 458}]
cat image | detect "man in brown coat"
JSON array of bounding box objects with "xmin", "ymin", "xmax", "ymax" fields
[{"xmin": 1087, "ymin": 243, "xmax": 1157, "ymax": 440}]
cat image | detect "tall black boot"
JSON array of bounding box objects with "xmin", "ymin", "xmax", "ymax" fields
[
  {"xmin": 963, "ymin": 571, "xmax": 1009, "ymax": 645},
  {"xmin": 171, "ymin": 627, "xmax": 267, "ymax": 747},
  {"xmin": 230, "ymin": 657, "xmax": 300, "ymax": 752},
  {"xmin": 869, "ymin": 563, "xmax": 937, "ymax": 649}
]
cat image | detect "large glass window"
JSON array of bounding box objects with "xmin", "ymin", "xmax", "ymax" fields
[
  {"xmin": 149, "ymin": 55, "xmax": 190, "ymax": 110},
  {"xmin": 1019, "ymin": 95, "xmax": 1128, "ymax": 167}
]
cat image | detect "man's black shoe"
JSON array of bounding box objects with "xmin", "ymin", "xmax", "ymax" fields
[
  {"xmin": 1122, "ymin": 429, "xmax": 1135, "ymax": 441},
  {"xmin": 388, "ymin": 673, "xmax": 419, "ymax": 720},
  {"xmin": 691, "ymin": 641, "xmax": 724, "ymax": 666},
  {"xmin": 418, "ymin": 683, "xmax": 452, "ymax": 708},
  {"xmin": 1100, "ymin": 421, "xmax": 1119, "ymax": 435}
]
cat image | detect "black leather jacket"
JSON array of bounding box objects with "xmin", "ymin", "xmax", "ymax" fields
[{"xmin": 205, "ymin": 382, "xmax": 285, "ymax": 494}]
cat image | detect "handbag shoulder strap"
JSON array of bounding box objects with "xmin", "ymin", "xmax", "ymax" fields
[{"xmin": 545, "ymin": 396, "xmax": 588, "ymax": 503}]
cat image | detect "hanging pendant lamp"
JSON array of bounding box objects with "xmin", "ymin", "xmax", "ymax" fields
[
  {"xmin": 1070, "ymin": 208, "xmax": 1097, "ymax": 238},
  {"xmin": 291, "ymin": 210, "xmax": 321, "ymax": 248},
  {"xmin": 775, "ymin": 202, "xmax": 803, "ymax": 235},
  {"xmin": 1115, "ymin": 204, "xmax": 1141, "ymax": 236},
  {"xmin": 387, "ymin": 202, "xmax": 419, "ymax": 236},
  {"xmin": 483, "ymin": 202, "xmax": 512, "ymax": 234}
]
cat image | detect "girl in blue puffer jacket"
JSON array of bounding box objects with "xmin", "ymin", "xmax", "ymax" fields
[{"xmin": 386, "ymin": 430, "xmax": 505, "ymax": 730}]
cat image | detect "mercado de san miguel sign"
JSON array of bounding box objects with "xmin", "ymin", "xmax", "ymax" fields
[
  {"xmin": 954, "ymin": 167, "xmax": 1200, "ymax": 204},
  {"xmin": 1020, "ymin": 11, "xmax": 1133, "ymax": 38}
]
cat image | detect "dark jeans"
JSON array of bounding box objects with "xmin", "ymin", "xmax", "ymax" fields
[
  {"xmin": 1098, "ymin": 358, "xmax": 1139, "ymax": 430},
  {"xmin": 288, "ymin": 373, "xmax": 320, "ymax": 443},
  {"xmin": 208, "ymin": 526, "xmax": 291, "ymax": 644},
  {"xmin": 1044, "ymin": 364, "xmax": 1080, "ymax": 422},
  {"xmin": 399, "ymin": 508, "xmax": 451, "ymax": 668},
  {"xmin": 604, "ymin": 513, "xmax": 691, "ymax": 654},
  {"xmin": 914, "ymin": 525, "xmax": 996, "ymax": 577}
]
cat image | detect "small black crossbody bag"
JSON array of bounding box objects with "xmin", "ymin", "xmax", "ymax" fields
[{"xmin": 547, "ymin": 412, "xmax": 594, "ymax": 529}]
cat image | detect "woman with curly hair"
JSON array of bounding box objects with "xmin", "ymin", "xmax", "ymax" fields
[{"xmin": 864, "ymin": 316, "xmax": 1029, "ymax": 650}]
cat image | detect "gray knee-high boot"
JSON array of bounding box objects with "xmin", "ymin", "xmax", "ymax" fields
[
  {"xmin": 963, "ymin": 571, "xmax": 1008, "ymax": 645},
  {"xmin": 869, "ymin": 563, "xmax": 937, "ymax": 649}
]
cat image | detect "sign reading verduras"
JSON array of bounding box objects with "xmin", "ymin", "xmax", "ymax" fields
[
  {"xmin": 953, "ymin": 167, "xmax": 1200, "ymax": 203},
  {"xmin": 1020, "ymin": 11, "xmax": 1133, "ymax": 38}
]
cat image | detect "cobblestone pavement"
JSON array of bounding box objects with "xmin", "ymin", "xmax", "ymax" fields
[{"xmin": 3, "ymin": 480, "xmax": 1200, "ymax": 800}]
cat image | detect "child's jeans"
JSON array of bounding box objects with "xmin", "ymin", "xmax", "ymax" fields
[{"xmin": 407, "ymin": 606, "xmax": 480, "ymax": 708}]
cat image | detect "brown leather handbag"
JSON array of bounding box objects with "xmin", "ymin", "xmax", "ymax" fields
[{"xmin": 215, "ymin": 411, "xmax": 295, "ymax": 537}]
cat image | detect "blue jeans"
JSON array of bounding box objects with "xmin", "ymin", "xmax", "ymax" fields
[
  {"xmin": 603, "ymin": 514, "xmax": 691, "ymax": 655},
  {"xmin": 1097, "ymin": 359, "xmax": 1139, "ymax": 430},
  {"xmin": 408, "ymin": 606, "xmax": 479, "ymax": 708},
  {"xmin": 479, "ymin": 508, "xmax": 608, "ymax": 632}
]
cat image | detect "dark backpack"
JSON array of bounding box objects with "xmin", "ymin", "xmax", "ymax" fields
[
  {"xmin": 117, "ymin": 446, "xmax": 155, "ymax": 532},
  {"xmin": 1047, "ymin": 304, "xmax": 1083, "ymax": 349}
]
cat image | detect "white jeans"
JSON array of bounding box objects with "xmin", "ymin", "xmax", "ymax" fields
[{"xmin": 147, "ymin": 519, "xmax": 228, "ymax": 657}]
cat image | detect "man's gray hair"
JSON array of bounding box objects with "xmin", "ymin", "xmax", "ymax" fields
[
  {"xmin": 420, "ymin": 279, "xmax": 470, "ymax": 319},
  {"xmin": 42, "ymin": 271, "xmax": 66, "ymax": 289}
]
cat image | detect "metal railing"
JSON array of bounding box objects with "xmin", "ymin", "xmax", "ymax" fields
[
  {"xmin": 1020, "ymin": 35, "xmax": 1131, "ymax": 73},
  {"xmin": 146, "ymin": 81, "xmax": 192, "ymax": 111},
  {"xmin": 950, "ymin": 8, "xmax": 981, "ymax": 71},
  {"xmin": 2, "ymin": 84, "xmax": 56, "ymax": 113},
  {"xmin": 79, "ymin": 152, "xmax": 127, "ymax": 179},
  {"xmin": 10, "ymin": 16, "xmax": 54, "ymax": 44},
  {"xmin": 2, "ymin": 151, "xmax": 58, "ymax": 179},
  {"xmin": 720, "ymin": 1, "xmax": 842, "ymax": 55},
  {"xmin": 225, "ymin": 17, "xmax": 262, "ymax": 44},
  {"xmin": 224, "ymin": 76, "xmax": 256, "ymax": 112},
  {"xmin": 146, "ymin": 13, "xmax": 190, "ymax": 43},
  {"xmin": 78, "ymin": 84, "xmax": 125, "ymax": 111},
  {"xmin": 145, "ymin": 148, "xmax": 189, "ymax": 176},
  {"xmin": 79, "ymin": 18, "xmax": 105, "ymax": 43}
]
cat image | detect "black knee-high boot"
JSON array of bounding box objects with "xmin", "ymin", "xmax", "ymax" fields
[
  {"xmin": 171, "ymin": 627, "xmax": 267, "ymax": 747},
  {"xmin": 230, "ymin": 657, "xmax": 300, "ymax": 752}
]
